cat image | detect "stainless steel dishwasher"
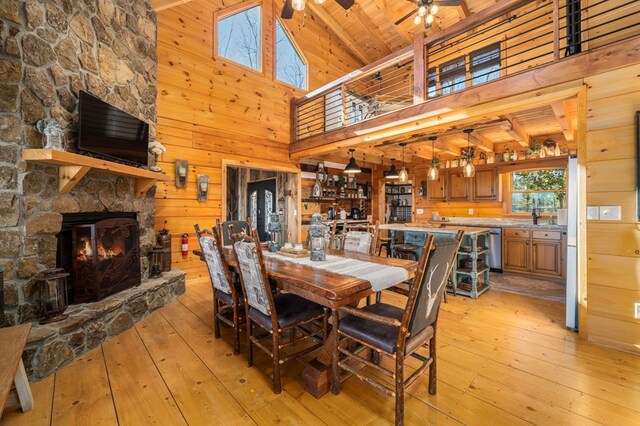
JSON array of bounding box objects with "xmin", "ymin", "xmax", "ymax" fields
[{"xmin": 488, "ymin": 227, "xmax": 502, "ymax": 272}]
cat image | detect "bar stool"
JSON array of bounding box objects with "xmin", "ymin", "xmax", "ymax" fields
[
  {"xmin": 394, "ymin": 243, "xmax": 419, "ymax": 260},
  {"xmin": 377, "ymin": 237, "xmax": 391, "ymax": 257}
]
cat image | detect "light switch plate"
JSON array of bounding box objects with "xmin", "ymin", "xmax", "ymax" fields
[
  {"xmin": 468, "ymin": 208, "xmax": 474, "ymax": 215},
  {"xmin": 599, "ymin": 205, "xmax": 621, "ymax": 221},
  {"xmin": 587, "ymin": 206, "xmax": 599, "ymax": 220},
  {"xmin": 416, "ymin": 209, "xmax": 424, "ymax": 215}
]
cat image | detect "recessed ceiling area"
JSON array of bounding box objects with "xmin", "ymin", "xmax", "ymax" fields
[{"xmin": 301, "ymin": 99, "xmax": 578, "ymax": 166}]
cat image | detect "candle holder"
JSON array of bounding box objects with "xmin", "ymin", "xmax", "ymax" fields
[
  {"xmin": 36, "ymin": 268, "xmax": 70, "ymax": 324},
  {"xmin": 309, "ymin": 213, "xmax": 327, "ymax": 261},
  {"xmin": 149, "ymin": 246, "xmax": 165, "ymax": 278},
  {"xmin": 267, "ymin": 212, "xmax": 282, "ymax": 252}
]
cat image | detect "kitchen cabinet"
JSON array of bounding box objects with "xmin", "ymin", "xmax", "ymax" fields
[
  {"xmin": 503, "ymin": 228, "xmax": 565, "ymax": 277},
  {"xmin": 447, "ymin": 171, "xmax": 469, "ymax": 201},
  {"xmin": 427, "ymin": 174, "xmax": 447, "ymax": 202},
  {"xmin": 473, "ymin": 168, "xmax": 498, "ymax": 200}
]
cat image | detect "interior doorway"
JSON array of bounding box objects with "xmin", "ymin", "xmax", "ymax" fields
[{"xmin": 247, "ymin": 178, "xmax": 276, "ymax": 241}]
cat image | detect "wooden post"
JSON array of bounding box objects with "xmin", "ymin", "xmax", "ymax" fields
[
  {"xmin": 413, "ymin": 32, "xmax": 426, "ymax": 104},
  {"xmin": 552, "ymin": 0, "xmax": 560, "ymax": 61},
  {"xmin": 341, "ymin": 83, "xmax": 347, "ymax": 127},
  {"xmin": 290, "ymin": 97, "xmax": 298, "ymax": 142}
]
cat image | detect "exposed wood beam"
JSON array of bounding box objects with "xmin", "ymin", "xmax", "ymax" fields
[
  {"xmin": 458, "ymin": 0, "xmax": 471, "ymax": 18},
  {"xmin": 502, "ymin": 115, "xmax": 530, "ymax": 147},
  {"xmin": 306, "ymin": 2, "xmax": 371, "ymax": 65},
  {"xmin": 467, "ymin": 134, "xmax": 494, "ymax": 153},
  {"xmin": 153, "ymin": 0, "xmax": 193, "ymax": 12},
  {"xmin": 348, "ymin": 3, "xmax": 396, "ymax": 56},
  {"xmin": 551, "ymin": 101, "xmax": 575, "ymax": 142}
]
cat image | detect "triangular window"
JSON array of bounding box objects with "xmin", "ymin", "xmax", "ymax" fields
[{"xmin": 275, "ymin": 18, "xmax": 307, "ymax": 90}]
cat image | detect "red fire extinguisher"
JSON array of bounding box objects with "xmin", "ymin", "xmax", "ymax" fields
[{"xmin": 181, "ymin": 233, "xmax": 189, "ymax": 257}]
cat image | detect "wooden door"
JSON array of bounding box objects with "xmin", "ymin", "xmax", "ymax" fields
[
  {"xmin": 531, "ymin": 240, "xmax": 562, "ymax": 276},
  {"xmin": 503, "ymin": 238, "xmax": 530, "ymax": 272},
  {"xmin": 427, "ymin": 174, "xmax": 446, "ymax": 201},
  {"xmin": 447, "ymin": 171, "xmax": 468, "ymax": 201},
  {"xmin": 247, "ymin": 179, "xmax": 276, "ymax": 242},
  {"xmin": 473, "ymin": 168, "xmax": 498, "ymax": 200}
]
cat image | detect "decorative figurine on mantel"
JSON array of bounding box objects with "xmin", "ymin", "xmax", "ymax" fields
[
  {"xmin": 309, "ymin": 213, "xmax": 327, "ymax": 261},
  {"xmin": 148, "ymin": 140, "xmax": 167, "ymax": 172},
  {"xmin": 35, "ymin": 119, "xmax": 65, "ymax": 150}
]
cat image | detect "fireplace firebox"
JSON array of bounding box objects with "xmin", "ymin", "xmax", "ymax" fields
[{"xmin": 58, "ymin": 213, "xmax": 141, "ymax": 304}]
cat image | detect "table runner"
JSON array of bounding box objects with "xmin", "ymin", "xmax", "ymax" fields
[{"xmin": 263, "ymin": 252, "xmax": 409, "ymax": 292}]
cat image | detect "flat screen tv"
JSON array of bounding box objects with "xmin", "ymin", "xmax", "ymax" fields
[{"xmin": 78, "ymin": 91, "xmax": 149, "ymax": 167}]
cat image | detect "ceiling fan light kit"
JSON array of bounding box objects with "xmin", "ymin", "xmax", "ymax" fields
[
  {"xmin": 281, "ymin": 0, "xmax": 353, "ymax": 19},
  {"xmin": 394, "ymin": 0, "xmax": 461, "ymax": 28},
  {"xmin": 292, "ymin": 0, "xmax": 305, "ymax": 11}
]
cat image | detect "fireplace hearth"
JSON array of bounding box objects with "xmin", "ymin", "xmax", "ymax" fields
[{"xmin": 58, "ymin": 213, "xmax": 141, "ymax": 304}]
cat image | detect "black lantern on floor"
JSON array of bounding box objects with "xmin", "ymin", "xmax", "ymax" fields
[
  {"xmin": 157, "ymin": 227, "xmax": 172, "ymax": 272},
  {"xmin": 149, "ymin": 246, "xmax": 165, "ymax": 278},
  {"xmin": 37, "ymin": 268, "xmax": 70, "ymax": 324}
]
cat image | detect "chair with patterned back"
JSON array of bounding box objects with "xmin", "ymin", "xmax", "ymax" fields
[
  {"xmin": 331, "ymin": 232, "xmax": 462, "ymax": 425},
  {"xmin": 218, "ymin": 219, "xmax": 251, "ymax": 246},
  {"xmin": 341, "ymin": 221, "xmax": 379, "ymax": 256},
  {"xmin": 232, "ymin": 228, "xmax": 329, "ymax": 394},
  {"xmin": 194, "ymin": 223, "xmax": 244, "ymax": 354}
]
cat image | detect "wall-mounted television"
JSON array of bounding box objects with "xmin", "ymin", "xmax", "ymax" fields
[{"xmin": 77, "ymin": 91, "xmax": 149, "ymax": 167}]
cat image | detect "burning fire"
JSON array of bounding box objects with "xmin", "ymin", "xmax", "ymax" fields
[{"xmin": 98, "ymin": 242, "xmax": 125, "ymax": 260}]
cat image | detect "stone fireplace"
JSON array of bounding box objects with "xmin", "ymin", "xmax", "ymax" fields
[{"xmin": 0, "ymin": 0, "xmax": 185, "ymax": 379}]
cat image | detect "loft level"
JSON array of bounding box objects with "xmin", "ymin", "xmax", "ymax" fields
[{"xmin": 289, "ymin": 0, "xmax": 640, "ymax": 160}]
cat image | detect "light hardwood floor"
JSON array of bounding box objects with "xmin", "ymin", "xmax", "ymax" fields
[{"xmin": 3, "ymin": 279, "xmax": 639, "ymax": 425}]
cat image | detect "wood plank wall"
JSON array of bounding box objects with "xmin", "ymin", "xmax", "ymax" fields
[
  {"xmin": 155, "ymin": 0, "xmax": 361, "ymax": 280},
  {"xmin": 584, "ymin": 64, "xmax": 640, "ymax": 353}
]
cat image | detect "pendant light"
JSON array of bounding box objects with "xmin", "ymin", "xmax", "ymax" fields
[
  {"xmin": 463, "ymin": 129, "xmax": 475, "ymax": 178},
  {"xmin": 398, "ymin": 143, "xmax": 409, "ymax": 182},
  {"xmin": 292, "ymin": 0, "xmax": 306, "ymax": 11},
  {"xmin": 428, "ymin": 136, "xmax": 439, "ymax": 181},
  {"xmin": 385, "ymin": 158, "xmax": 400, "ymax": 179},
  {"xmin": 344, "ymin": 148, "xmax": 361, "ymax": 174}
]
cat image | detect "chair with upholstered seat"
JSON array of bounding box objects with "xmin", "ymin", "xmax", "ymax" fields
[
  {"xmin": 218, "ymin": 219, "xmax": 251, "ymax": 246},
  {"xmin": 194, "ymin": 224, "xmax": 244, "ymax": 354},
  {"xmin": 232, "ymin": 228, "xmax": 329, "ymax": 393},
  {"xmin": 341, "ymin": 221, "xmax": 379, "ymax": 256},
  {"xmin": 331, "ymin": 233, "xmax": 462, "ymax": 425}
]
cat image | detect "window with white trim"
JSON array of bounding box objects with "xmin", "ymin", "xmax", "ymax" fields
[
  {"xmin": 510, "ymin": 169, "xmax": 567, "ymax": 213},
  {"xmin": 217, "ymin": 5, "xmax": 261, "ymax": 71}
]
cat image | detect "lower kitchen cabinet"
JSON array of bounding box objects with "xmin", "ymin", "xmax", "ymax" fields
[{"xmin": 503, "ymin": 228, "xmax": 565, "ymax": 277}]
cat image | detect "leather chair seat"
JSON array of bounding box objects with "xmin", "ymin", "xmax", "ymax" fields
[
  {"xmin": 250, "ymin": 293, "xmax": 324, "ymax": 330},
  {"xmin": 214, "ymin": 282, "xmax": 244, "ymax": 307},
  {"xmin": 339, "ymin": 303, "xmax": 433, "ymax": 354}
]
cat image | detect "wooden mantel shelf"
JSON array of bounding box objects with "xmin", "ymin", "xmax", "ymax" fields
[{"xmin": 23, "ymin": 149, "xmax": 171, "ymax": 198}]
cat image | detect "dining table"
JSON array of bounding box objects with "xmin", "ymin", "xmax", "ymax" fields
[{"xmin": 222, "ymin": 246, "xmax": 418, "ymax": 398}]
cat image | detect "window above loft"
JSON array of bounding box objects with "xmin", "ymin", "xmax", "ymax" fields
[
  {"xmin": 275, "ymin": 18, "xmax": 307, "ymax": 90},
  {"xmin": 470, "ymin": 42, "xmax": 501, "ymax": 85},
  {"xmin": 216, "ymin": 5, "xmax": 262, "ymax": 71},
  {"xmin": 439, "ymin": 56, "xmax": 466, "ymax": 95},
  {"xmin": 509, "ymin": 168, "xmax": 567, "ymax": 214}
]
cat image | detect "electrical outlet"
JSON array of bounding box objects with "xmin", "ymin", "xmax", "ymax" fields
[
  {"xmin": 587, "ymin": 206, "xmax": 599, "ymax": 220},
  {"xmin": 468, "ymin": 208, "xmax": 474, "ymax": 216},
  {"xmin": 416, "ymin": 209, "xmax": 424, "ymax": 215},
  {"xmin": 599, "ymin": 205, "xmax": 621, "ymax": 221},
  {"xmin": 635, "ymin": 303, "xmax": 640, "ymax": 320}
]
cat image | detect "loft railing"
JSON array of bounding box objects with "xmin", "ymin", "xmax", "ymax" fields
[{"xmin": 291, "ymin": 0, "xmax": 640, "ymax": 142}]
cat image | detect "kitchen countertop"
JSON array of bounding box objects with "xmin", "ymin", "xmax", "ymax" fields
[
  {"xmin": 428, "ymin": 217, "xmax": 567, "ymax": 230},
  {"xmin": 379, "ymin": 223, "xmax": 491, "ymax": 235}
]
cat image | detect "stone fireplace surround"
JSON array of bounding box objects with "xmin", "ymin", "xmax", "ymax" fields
[{"xmin": 0, "ymin": 0, "xmax": 187, "ymax": 379}]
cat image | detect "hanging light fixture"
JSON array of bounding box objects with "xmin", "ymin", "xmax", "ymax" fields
[
  {"xmin": 385, "ymin": 158, "xmax": 400, "ymax": 179},
  {"xmin": 425, "ymin": 13, "xmax": 435, "ymax": 25},
  {"xmin": 398, "ymin": 143, "xmax": 409, "ymax": 182},
  {"xmin": 409, "ymin": 0, "xmax": 439, "ymax": 26},
  {"xmin": 413, "ymin": 15, "xmax": 422, "ymax": 25},
  {"xmin": 428, "ymin": 136, "xmax": 439, "ymax": 181},
  {"xmin": 292, "ymin": 0, "xmax": 306, "ymax": 11},
  {"xmin": 463, "ymin": 129, "xmax": 476, "ymax": 178},
  {"xmin": 314, "ymin": 0, "xmax": 326, "ymax": 4},
  {"xmin": 344, "ymin": 148, "xmax": 361, "ymax": 174}
]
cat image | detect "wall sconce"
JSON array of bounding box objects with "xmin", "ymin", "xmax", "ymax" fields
[
  {"xmin": 197, "ymin": 174, "xmax": 209, "ymax": 202},
  {"xmin": 175, "ymin": 160, "xmax": 188, "ymax": 188},
  {"xmin": 419, "ymin": 181, "xmax": 426, "ymax": 196}
]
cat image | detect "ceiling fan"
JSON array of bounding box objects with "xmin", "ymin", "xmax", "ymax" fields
[
  {"xmin": 281, "ymin": 0, "xmax": 354, "ymax": 19},
  {"xmin": 395, "ymin": 0, "xmax": 462, "ymax": 29}
]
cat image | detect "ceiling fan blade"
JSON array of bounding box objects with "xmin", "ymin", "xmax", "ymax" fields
[
  {"xmin": 434, "ymin": 0, "xmax": 463, "ymax": 6},
  {"xmin": 282, "ymin": 0, "xmax": 294, "ymax": 19},
  {"xmin": 395, "ymin": 8, "xmax": 418, "ymax": 26},
  {"xmin": 334, "ymin": 0, "xmax": 354, "ymax": 10}
]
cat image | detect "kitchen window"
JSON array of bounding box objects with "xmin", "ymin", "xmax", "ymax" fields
[{"xmin": 510, "ymin": 169, "xmax": 567, "ymax": 213}]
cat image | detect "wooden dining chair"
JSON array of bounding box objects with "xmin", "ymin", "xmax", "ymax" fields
[
  {"xmin": 194, "ymin": 224, "xmax": 244, "ymax": 355},
  {"xmin": 218, "ymin": 219, "xmax": 251, "ymax": 246},
  {"xmin": 341, "ymin": 220, "xmax": 379, "ymax": 256},
  {"xmin": 232, "ymin": 228, "xmax": 329, "ymax": 394},
  {"xmin": 331, "ymin": 233, "xmax": 462, "ymax": 426}
]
